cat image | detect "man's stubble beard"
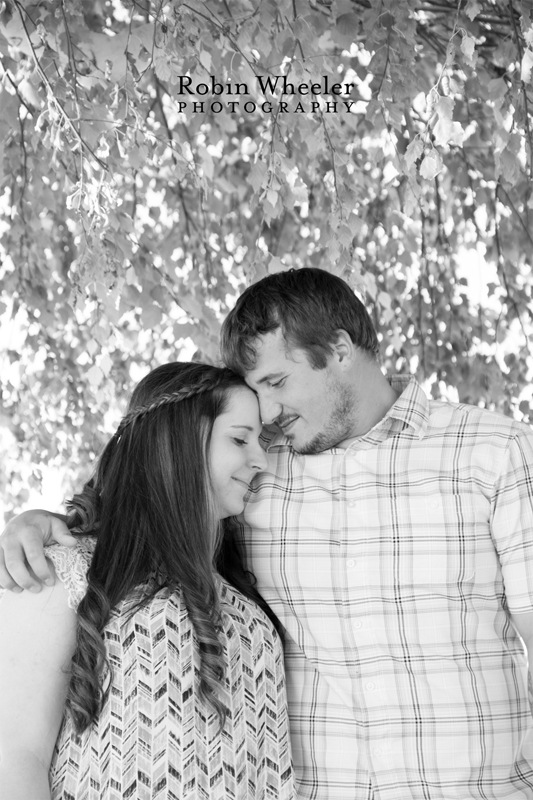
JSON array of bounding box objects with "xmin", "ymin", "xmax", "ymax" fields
[{"xmin": 291, "ymin": 377, "xmax": 358, "ymax": 455}]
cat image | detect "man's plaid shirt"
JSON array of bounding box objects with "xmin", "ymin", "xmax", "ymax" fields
[{"xmin": 239, "ymin": 376, "xmax": 533, "ymax": 800}]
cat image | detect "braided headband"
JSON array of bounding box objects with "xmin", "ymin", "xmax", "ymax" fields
[{"xmin": 114, "ymin": 372, "xmax": 232, "ymax": 439}]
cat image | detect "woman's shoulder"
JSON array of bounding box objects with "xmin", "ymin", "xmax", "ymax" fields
[
  {"xmin": 219, "ymin": 579, "xmax": 280, "ymax": 640},
  {"xmin": 45, "ymin": 536, "xmax": 95, "ymax": 610},
  {"xmin": 131, "ymin": 578, "xmax": 277, "ymax": 636}
]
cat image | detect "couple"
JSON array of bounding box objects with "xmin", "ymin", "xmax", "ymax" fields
[{"xmin": 2, "ymin": 267, "xmax": 533, "ymax": 799}]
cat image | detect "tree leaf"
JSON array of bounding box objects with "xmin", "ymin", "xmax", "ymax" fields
[
  {"xmin": 404, "ymin": 137, "xmax": 424, "ymax": 169},
  {"xmin": 87, "ymin": 365, "xmax": 104, "ymax": 388},
  {"xmin": 460, "ymin": 33, "xmax": 477, "ymax": 66},
  {"xmin": 336, "ymin": 13, "xmax": 359, "ymax": 36},
  {"xmin": 248, "ymin": 160, "xmax": 268, "ymax": 193},
  {"xmin": 419, "ymin": 149, "xmax": 443, "ymax": 179},
  {"xmin": 434, "ymin": 117, "xmax": 464, "ymax": 147},
  {"xmin": 521, "ymin": 48, "xmax": 533, "ymax": 83},
  {"xmin": 199, "ymin": 50, "xmax": 212, "ymax": 72},
  {"xmin": 465, "ymin": 0, "xmax": 482, "ymax": 20},
  {"xmin": 268, "ymin": 256, "xmax": 286, "ymax": 273}
]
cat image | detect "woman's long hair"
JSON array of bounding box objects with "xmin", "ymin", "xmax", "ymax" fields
[{"xmin": 64, "ymin": 362, "xmax": 275, "ymax": 733}]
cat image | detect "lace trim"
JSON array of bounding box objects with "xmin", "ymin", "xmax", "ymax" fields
[{"xmin": 45, "ymin": 537, "xmax": 95, "ymax": 610}]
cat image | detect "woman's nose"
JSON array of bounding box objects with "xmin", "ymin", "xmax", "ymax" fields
[{"xmin": 250, "ymin": 444, "xmax": 267, "ymax": 472}]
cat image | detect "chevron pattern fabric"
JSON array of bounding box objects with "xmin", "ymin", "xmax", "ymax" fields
[{"xmin": 46, "ymin": 541, "xmax": 294, "ymax": 799}]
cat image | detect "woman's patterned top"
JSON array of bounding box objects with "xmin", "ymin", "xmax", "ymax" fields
[{"xmin": 47, "ymin": 539, "xmax": 295, "ymax": 799}]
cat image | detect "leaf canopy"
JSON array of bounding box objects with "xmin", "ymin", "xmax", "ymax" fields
[{"xmin": 0, "ymin": 0, "xmax": 532, "ymax": 514}]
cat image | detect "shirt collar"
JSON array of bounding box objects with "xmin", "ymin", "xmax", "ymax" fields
[
  {"xmin": 385, "ymin": 375, "xmax": 429, "ymax": 438},
  {"xmin": 262, "ymin": 374, "xmax": 429, "ymax": 451}
]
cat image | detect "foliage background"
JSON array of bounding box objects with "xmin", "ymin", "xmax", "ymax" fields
[{"xmin": 0, "ymin": 0, "xmax": 532, "ymax": 517}]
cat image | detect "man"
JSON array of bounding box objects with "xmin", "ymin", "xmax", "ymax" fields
[{"xmin": 2, "ymin": 267, "xmax": 533, "ymax": 800}]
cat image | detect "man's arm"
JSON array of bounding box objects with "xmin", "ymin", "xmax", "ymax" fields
[
  {"xmin": 509, "ymin": 610, "xmax": 533, "ymax": 689},
  {"xmin": 0, "ymin": 578, "xmax": 77, "ymax": 799},
  {"xmin": 489, "ymin": 426, "xmax": 533, "ymax": 699},
  {"xmin": 0, "ymin": 510, "xmax": 75, "ymax": 592}
]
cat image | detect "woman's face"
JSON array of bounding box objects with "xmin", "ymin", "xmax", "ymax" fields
[{"xmin": 209, "ymin": 386, "xmax": 267, "ymax": 519}]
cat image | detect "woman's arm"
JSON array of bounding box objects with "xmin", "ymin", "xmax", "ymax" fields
[
  {"xmin": 0, "ymin": 510, "xmax": 74, "ymax": 592},
  {"xmin": 0, "ymin": 575, "xmax": 77, "ymax": 799}
]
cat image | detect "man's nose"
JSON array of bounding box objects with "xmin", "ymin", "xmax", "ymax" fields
[{"xmin": 258, "ymin": 396, "xmax": 282, "ymax": 426}]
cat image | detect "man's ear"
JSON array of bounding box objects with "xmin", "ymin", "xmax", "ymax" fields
[{"xmin": 331, "ymin": 329, "xmax": 356, "ymax": 368}]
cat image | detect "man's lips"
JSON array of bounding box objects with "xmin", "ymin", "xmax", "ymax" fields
[{"xmin": 278, "ymin": 416, "xmax": 298, "ymax": 433}]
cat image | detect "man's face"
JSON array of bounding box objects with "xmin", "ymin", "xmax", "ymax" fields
[{"xmin": 244, "ymin": 329, "xmax": 358, "ymax": 454}]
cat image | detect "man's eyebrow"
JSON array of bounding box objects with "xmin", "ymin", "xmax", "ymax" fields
[{"xmin": 254, "ymin": 371, "xmax": 285, "ymax": 385}]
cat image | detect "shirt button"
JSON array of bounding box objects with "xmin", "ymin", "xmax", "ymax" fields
[
  {"xmin": 348, "ymin": 499, "xmax": 356, "ymax": 507},
  {"xmin": 365, "ymin": 681, "xmax": 375, "ymax": 691},
  {"xmin": 373, "ymin": 747, "xmax": 383, "ymax": 756},
  {"xmin": 429, "ymin": 500, "xmax": 440, "ymax": 509},
  {"xmin": 346, "ymin": 558, "xmax": 356, "ymax": 568},
  {"xmin": 352, "ymin": 620, "xmax": 362, "ymax": 629}
]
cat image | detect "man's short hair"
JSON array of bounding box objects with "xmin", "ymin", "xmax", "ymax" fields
[{"xmin": 220, "ymin": 267, "xmax": 380, "ymax": 373}]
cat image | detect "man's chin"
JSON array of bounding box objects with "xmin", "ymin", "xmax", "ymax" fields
[
  {"xmin": 291, "ymin": 430, "xmax": 339, "ymax": 456},
  {"xmin": 290, "ymin": 436, "xmax": 323, "ymax": 456},
  {"xmin": 281, "ymin": 423, "xmax": 331, "ymax": 455},
  {"xmin": 283, "ymin": 430, "xmax": 305, "ymax": 453}
]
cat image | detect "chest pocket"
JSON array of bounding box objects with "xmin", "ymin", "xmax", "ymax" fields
[{"xmin": 387, "ymin": 493, "xmax": 478, "ymax": 592}]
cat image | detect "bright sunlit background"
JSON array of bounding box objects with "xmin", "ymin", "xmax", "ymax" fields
[{"xmin": 2, "ymin": 247, "xmax": 531, "ymax": 526}]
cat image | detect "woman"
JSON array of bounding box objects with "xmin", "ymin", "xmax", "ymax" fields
[{"xmin": 0, "ymin": 362, "xmax": 294, "ymax": 799}]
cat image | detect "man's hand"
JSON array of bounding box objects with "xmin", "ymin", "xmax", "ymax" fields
[{"xmin": 0, "ymin": 510, "xmax": 74, "ymax": 592}]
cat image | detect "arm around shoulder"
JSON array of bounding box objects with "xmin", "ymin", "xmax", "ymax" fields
[
  {"xmin": 0, "ymin": 575, "xmax": 77, "ymax": 799},
  {"xmin": 0, "ymin": 509, "xmax": 73, "ymax": 592}
]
